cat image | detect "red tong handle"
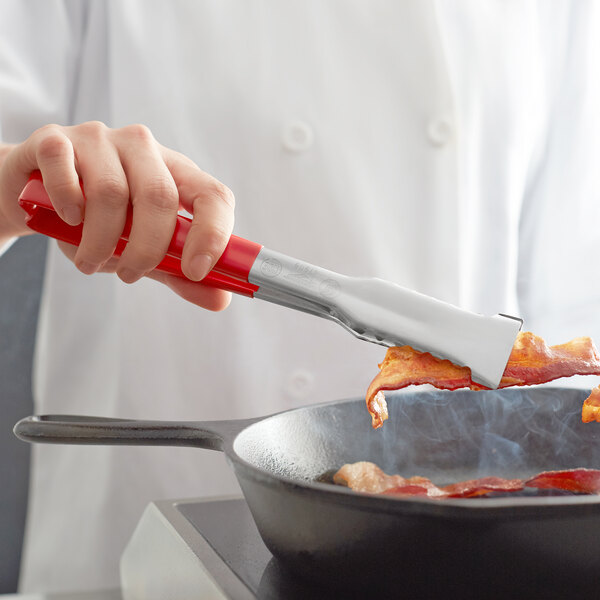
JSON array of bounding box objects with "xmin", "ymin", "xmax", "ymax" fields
[{"xmin": 18, "ymin": 171, "xmax": 262, "ymax": 297}]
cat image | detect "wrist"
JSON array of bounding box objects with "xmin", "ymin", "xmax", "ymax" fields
[
  {"xmin": 0, "ymin": 143, "xmax": 29, "ymax": 243},
  {"xmin": 0, "ymin": 143, "xmax": 13, "ymax": 164}
]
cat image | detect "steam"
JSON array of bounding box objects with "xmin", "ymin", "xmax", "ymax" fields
[
  {"xmin": 477, "ymin": 433, "xmax": 525, "ymax": 474},
  {"xmin": 234, "ymin": 387, "xmax": 600, "ymax": 485},
  {"xmin": 377, "ymin": 387, "xmax": 599, "ymax": 482}
]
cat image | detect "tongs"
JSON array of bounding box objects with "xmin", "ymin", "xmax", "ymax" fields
[{"xmin": 19, "ymin": 171, "xmax": 522, "ymax": 389}]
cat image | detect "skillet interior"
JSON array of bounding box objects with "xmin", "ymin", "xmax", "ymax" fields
[{"xmin": 232, "ymin": 387, "xmax": 600, "ymax": 492}]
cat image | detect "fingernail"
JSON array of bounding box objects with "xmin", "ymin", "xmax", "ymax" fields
[
  {"xmin": 189, "ymin": 254, "xmax": 212, "ymax": 281},
  {"xmin": 118, "ymin": 268, "xmax": 143, "ymax": 284},
  {"xmin": 62, "ymin": 205, "xmax": 83, "ymax": 226},
  {"xmin": 77, "ymin": 261, "xmax": 99, "ymax": 275}
]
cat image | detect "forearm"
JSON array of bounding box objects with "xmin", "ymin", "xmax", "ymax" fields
[{"xmin": 0, "ymin": 142, "xmax": 30, "ymax": 247}]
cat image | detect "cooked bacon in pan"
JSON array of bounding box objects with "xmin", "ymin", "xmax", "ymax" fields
[
  {"xmin": 332, "ymin": 461, "xmax": 439, "ymax": 495},
  {"xmin": 382, "ymin": 476, "xmax": 525, "ymax": 499},
  {"xmin": 333, "ymin": 461, "xmax": 600, "ymax": 499},
  {"xmin": 367, "ymin": 332, "xmax": 600, "ymax": 429},
  {"xmin": 526, "ymin": 468, "xmax": 600, "ymax": 494},
  {"xmin": 441, "ymin": 476, "xmax": 525, "ymax": 498}
]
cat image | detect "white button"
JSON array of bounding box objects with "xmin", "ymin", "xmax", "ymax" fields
[
  {"xmin": 427, "ymin": 117, "xmax": 453, "ymax": 147},
  {"xmin": 282, "ymin": 121, "xmax": 314, "ymax": 153},
  {"xmin": 286, "ymin": 369, "xmax": 315, "ymax": 399}
]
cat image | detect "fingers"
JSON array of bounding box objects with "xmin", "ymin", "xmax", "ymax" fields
[
  {"xmin": 116, "ymin": 125, "xmax": 179, "ymax": 283},
  {"xmin": 1, "ymin": 125, "xmax": 83, "ymax": 233},
  {"xmin": 57, "ymin": 240, "xmax": 124, "ymax": 274},
  {"xmin": 32, "ymin": 126, "xmax": 84, "ymax": 226},
  {"xmin": 68, "ymin": 123, "xmax": 130, "ymax": 274},
  {"xmin": 163, "ymin": 148, "xmax": 235, "ymax": 281}
]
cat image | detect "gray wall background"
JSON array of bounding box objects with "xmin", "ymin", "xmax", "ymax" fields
[{"xmin": 0, "ymin": 235, "xmax": 47, "ymax": 593}]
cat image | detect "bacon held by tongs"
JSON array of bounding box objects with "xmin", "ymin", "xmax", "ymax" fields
[
  {"xmin": 366, "ymin": 332, "xmax": 600, "ymax": 429},
  {"xmin": 582, "ymin": 387, "xmax": 600, "ymax": 424}
]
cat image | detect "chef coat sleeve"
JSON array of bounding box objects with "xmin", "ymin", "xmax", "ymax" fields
[
  {"xmin": 0, "ymin": 0, "xmax": 88, "ymax": 259},
  {"xmin": 517, "ymin": 1, "xmax": 600, "ymax": 347}
]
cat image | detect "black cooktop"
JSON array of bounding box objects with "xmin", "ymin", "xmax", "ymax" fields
[
  {"xmin": 175, "ymin": 496, "xmax": 598, "ymax": 600},
  {"xmin": 177, "ymin": 498, "xmax": 336, "ymax": 600}
]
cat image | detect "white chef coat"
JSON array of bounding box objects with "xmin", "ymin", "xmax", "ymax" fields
[{"xmin": 0, "ymin": 0, "xmax": 599, "ymax": 593}]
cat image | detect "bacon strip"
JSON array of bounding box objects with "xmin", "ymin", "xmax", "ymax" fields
[
  {"xmin": 526, "ymin": 468, "xmax": 600, "ymax": 494},
  {"xmin": 334, "ymin": 462, "xmax": 600, "ymax": 499},
  {"xmin": 367, "ymin": 332, "xmax": 600, "ymax": 429},
  {"xmin": 441, "ymin": 476, "xmax": 524, "ymax": 498},
  {"xmin": 382, "ymin": 484, "xmax": 432, "ymax": 497},
  {"xmin": 582, "ymin": 387, "xmax": 600, "ymax": 424},
  {"xmin": 332, "ymin": 461, "xmax": 437, "ymax": 495},
  {"xmin": 382, "ymin": 477, "xmax": 524, "ymax": 499}
]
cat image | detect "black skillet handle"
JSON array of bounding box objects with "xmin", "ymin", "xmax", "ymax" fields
[{"xmin": 13, "ymin": 414, "xmax": 256, "ymax": 451}]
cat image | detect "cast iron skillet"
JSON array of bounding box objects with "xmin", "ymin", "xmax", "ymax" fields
[{"xmin": 14, "ymin": 388, "xmax": 600, "ymax": 596}]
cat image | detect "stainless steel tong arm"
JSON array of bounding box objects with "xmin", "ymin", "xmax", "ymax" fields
[{"xmin": 248, "ymin": 248, "xmax": 522, "ymax": 390}]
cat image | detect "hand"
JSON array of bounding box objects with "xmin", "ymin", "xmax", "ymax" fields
[{"xmin": 0, "ymin": 121, "xmax": 235, "ymax": 310}]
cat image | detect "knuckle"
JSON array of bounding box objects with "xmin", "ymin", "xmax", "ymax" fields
[
  {"xmin": 35, "ymin": 123, "xmax": 62, "ymax": 138},
  {"xmin": 35, "ymin": 131, "xmax": 70, "ymax": 162},
  {"xmin": 87, "ymin": 174, "xmax": 129, "ymax": 208},
  {"xmin": 197, "ymin": 222, "xmax": 230, "ymax": 258},
  {"xmin": 137, "ymin": 176, "xmax": 179, "ymax": 212},
  {"xmin": 76, "ymin": 240, "xmax": 115, "ymax": 266},
  {"xmin": 210, "ymin": 181, "xmax": 235, "ymax": 210},
  {"xmin": 125, "ymin": 239, "xmax": 165, "ymax": 269},
  {"xmin": 77, "ymin": 120, "xmax": 107, "ymax": 138},
  {"xmin": 121, "ymin": 123, "xmax": 154, "ymax": 143}
]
